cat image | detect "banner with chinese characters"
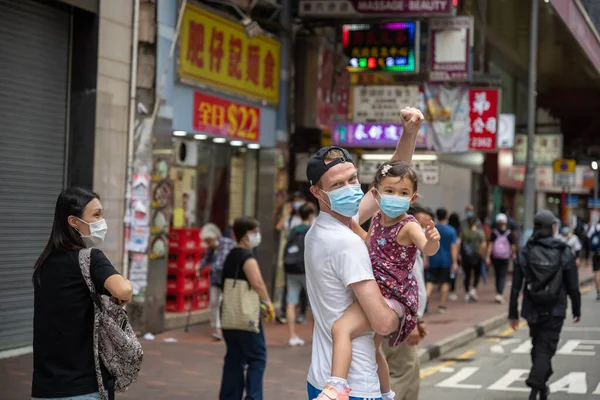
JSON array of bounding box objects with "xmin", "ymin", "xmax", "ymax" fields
[
  {"xmin": 429, "ymin": 16, "xmax": 473, "ymax": 82},
  {"xmin": 512, "ymin": 134, "xmax": 563, "ymax": 166},
  {"xmin": 332, "ymin": 123, "xmax": 427, "ymax": 148},
  {"xmin": 299, "ymin": 0, "xmax": 454, "ymax": 18},
  {"xmin": 178, "ymin": 3, "xmax": 281, "ymax": 104},
  {"xmin": 423, "ymin": 83, "xmax": 470, "ymax": 153},
  {"xmin": 192, "ymin": 92, "xmax": 261, "ymax": 142},
  {"xmin": 469, "ymin": 88, "xmax": 500, "ymax": 151},
  {"xmin": 342, "ymin": 22, "xmax": 419, "ymax": 73},
  {"xmin": 352, "ymin": 85, "xmax": 419, "ymax": 123}
]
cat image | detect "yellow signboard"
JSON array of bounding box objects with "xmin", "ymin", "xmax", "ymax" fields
[
  {"xmin": 179, "ymin": 4, "xmax": 281, "ymax": 104},
  {"xmin": 553, "ymin": 159, "xmax": 576, "ymax": 173}
]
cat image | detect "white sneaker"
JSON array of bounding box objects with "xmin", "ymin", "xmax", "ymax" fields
[
  {"xmin": 469, "ymin": 289, "xmax": 478, "ymax": 302},
  {"xmin": 289, "ymin": 336, "xmax": 305, "ymax": 347},
  {"xmin": 495, "ymin": 294, "xmax": 505, "ymax": 304},
  {"xmin": 448, "ymin": 293, "xmax": 458, "ymax": 301},
  {"xmin": 464, "ymin": 294, "xmax": 471, "ymax": 302}
]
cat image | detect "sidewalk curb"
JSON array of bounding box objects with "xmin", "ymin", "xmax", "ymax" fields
[{"xmin": 419, "ymin": 275, "xmax": 594, "ymax": 364}]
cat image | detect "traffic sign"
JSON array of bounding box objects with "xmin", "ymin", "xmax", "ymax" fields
[
  {"xmin": 553, "ymin": 172, "xmax": 575, "ymax": 187},
  {"xmin": 553, "ymin": 158, "xmax": 576, "ymax": 173},
  {"xmin": 588, "ymin": 198, "xmax": 600, "ymax": 209}
]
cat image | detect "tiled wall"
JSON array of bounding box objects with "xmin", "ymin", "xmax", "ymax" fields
[{"xmin": 93, "ymin": 0, "xmax": 134, "ymax": 272}]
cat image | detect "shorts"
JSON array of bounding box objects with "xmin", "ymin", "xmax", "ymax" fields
[
  {"xmin": 286, "ymin": 273, "xmax": 307, "ymax": 305},
  {"xmin": 593, "ymin": 254, "xmax": 600, "ymax": 272},
  {"xmin": 426, "ymin": 268, "xmax": 452, "ymax": 284},
  {"xmin": 307, "ymin": 382, "xmax": 382, "ymax": 400},
  {"xmin": 32, "ymin": 393, "xmax": 101, "ymax": 400}
]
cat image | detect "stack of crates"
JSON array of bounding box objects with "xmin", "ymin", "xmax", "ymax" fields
[{"xmin": 165, "ymin": 228, "xmax": 202, "ymax": 312}]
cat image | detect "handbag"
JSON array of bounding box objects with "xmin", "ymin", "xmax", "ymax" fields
[{"xmin": 220, "ymin": 255, "xmax": 261, "ymax": 333}]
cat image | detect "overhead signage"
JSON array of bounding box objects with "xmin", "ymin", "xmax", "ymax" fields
[
  {"xmin": 332, "ymin": 123, "xmax": 427, "ymax": 148},
  {"xmin": 468, "ymin": 88, "xmax": 500, "ymax": 151},
  {"xmin": 513, "ymin": 134, "xmax": 563, "ymax": 166},
  {"xmin": 553, "ymin": 158, "xmax": 576, "ymax": 173},
  {"xmin": 192, "ymin": 92, "xmax": 261, "ymax": 142},
  {"xmin": 352, "ymin": 85, "xmax": 419, "ymax": 123},
  {"xmin": 299, "ymin": 0, "xmax": 454, "ymax": 18},
  {"xmin": 178, "ymin": 3, "xmax": 281, "ymax": 104},
  {"xmin": 429, "ymin": 16, "xmax": 473, "ymax": 82},
  {"xmin": 342, "ymin": 22, "xmax": 419, "ymax": 73},
  {"xmin": 498, "ymin": 114, "xmax": 515, "ymax": 149}
]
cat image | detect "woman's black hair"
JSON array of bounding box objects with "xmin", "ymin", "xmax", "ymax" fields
[
  {"xmin": 33, "ymin": 187, "xmax": 100, "ymax": 285},
  {"xmin": 232, "ymin": 216, "xmax": 259, "ymax": 243},
  {"xmin": 448, "ymin": 212, "xmax": 461, "ymax": 232}
]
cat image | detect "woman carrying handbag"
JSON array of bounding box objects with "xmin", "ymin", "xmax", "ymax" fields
[
  {"xmin": 219, "ymin": 217, "xmax": 276, "ymax": 400},
  {"xmin": 32, "ymin": 187, "xmax": 134, "ymax": 400}
]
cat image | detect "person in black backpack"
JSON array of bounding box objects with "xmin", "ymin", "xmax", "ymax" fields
[
  {"xmin": 459, "ymin": 215, "xmax": 486, "ymax": 302},
  {"xmin": 283, "ymin": 203, "xmax": 315, "ymax": 347},
  {"xmin": 509, "ymin": 210, "xmax": 581, "ymax": 400},
  {"xmin": 587, "ymin": 220, "xmax": 600, "ymax": 300}
]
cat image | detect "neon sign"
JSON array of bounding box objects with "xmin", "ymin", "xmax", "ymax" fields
[{"xmin": 342, "ymin": 22, "xmax": 419, "ymax": 73}]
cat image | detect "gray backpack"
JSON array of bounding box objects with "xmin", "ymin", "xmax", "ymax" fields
[{"xmin": 78, "ymin": 248, "xmax": 143, "ymax": 400}]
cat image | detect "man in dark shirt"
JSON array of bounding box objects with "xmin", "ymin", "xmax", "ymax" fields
[{"xmin": 509, "ymin": 210, "xmax": 581, "ymax": 400}]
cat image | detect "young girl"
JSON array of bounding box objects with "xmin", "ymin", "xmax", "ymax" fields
[{"xmin": 315, "ymin": 161, "xmax": 441, "ymax": 400}]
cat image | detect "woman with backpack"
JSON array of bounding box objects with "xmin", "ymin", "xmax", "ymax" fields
[
  {"xmin": 486, "ymin": 213, "xmax": 517, "ymax": 304},
  {"xmin": 32, "ymin": 187, "xmax": 134, "ymax": 400}
]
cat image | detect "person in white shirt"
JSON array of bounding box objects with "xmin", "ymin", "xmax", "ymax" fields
[
  {"xmin": 304, "ymin": 107, "xmax": 424, "ymax": 400},
  {"xmin": 587, "ymin": 222, "xmax": 600, "ymax": 300},
  {"xmin": 559, "ymin": 225, "xmax": 582, "ymax": 265}
]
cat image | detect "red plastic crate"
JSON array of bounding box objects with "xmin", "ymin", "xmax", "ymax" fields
[
  {"xmin": 197, "ymin": 277, "xmax": 209, "ymax": 294},
  {"xmin": 196, "ymin": 293, "xmax": 209, "ymax": 310},
  {"xmin": 167, "ymin": 252, "xmax": 200, "ymax": 272},
  {"xmin": 166, "ymin": 269, "xmax": 196, "ymax": 294},
  {"xmin": 169, "ymin": 228, "xmax": 201, "ymax": 251},
  {"xmin": 165, "ymin": 293, "xmax": 194, "ymax": 312}
]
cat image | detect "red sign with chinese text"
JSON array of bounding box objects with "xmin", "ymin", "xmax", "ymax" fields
[
  {"xmin": 192, "ymin": 92, "xmax": 261, "ymax": 142},
  {"xmin": 469, "ymin": 88, "xmax": 500, "ymax": 151}
]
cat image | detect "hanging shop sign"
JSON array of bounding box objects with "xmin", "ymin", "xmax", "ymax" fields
[
  {"xmin": 428, "ymin": 16, "xmax": 473, "ymax": 82},
  {"xmin": 468, "ymin": 88, "xmax": 500, "ymax": 151},
  {"xmin": 299, "ymin": 0, "xmax": 454, "ymax": 17},
  {"xmin": 352, "ymin": 85, "xmax": 419, "ymax": 123},
  {"xmin": 512, "ymin": 134, "xmax": 563, "ymax": 166},
  {"xmin": 192, "ymin": 92, "xmax": 261, "ymax": 142},
  {"xmin": 423, "ymin": 83, "xmax": 470, "ymax": 153},
  {"xmin": 178, "ymin": 3, "xmax": 281, "ymax": 104},
  {"xmin": 342, "ymin": 22, "xmax": 419, "ymax": 73},
  {"xmin": 332, "ymin": 122, "xmax": 427, "ymax": 148},
  {"xmin": 498, "ymin": 114, "xmax": 515, "ymax": 149}
]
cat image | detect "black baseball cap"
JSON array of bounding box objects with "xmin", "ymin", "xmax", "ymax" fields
[
  {"xmin": 306, "ymin": 146, "xmax": 353, "ymax": 186},
  {"xmin": 534, "ymin": 210, "xmax": 556, "ymax": 228}
]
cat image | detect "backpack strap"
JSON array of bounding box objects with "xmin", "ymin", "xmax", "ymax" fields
[{"xmin": 78, "ymin": 248, "xmax": 103, "ymax": 310}]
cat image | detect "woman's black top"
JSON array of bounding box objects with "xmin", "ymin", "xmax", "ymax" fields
[
  {"xmin": 32, "ymin": 249, "xmax": 119, "ymax": 398},
  {"xmin": 219, "ymin": 247, "xmax": 255, "ymax": 288}
]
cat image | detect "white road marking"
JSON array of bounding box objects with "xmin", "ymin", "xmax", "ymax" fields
[
  {"xmin": 557, "ymin": 340, "xmax": 600, "ymax": 356},
  {"xmin": 512, "ymin": 339, "xmax": 533, "ymax": 354},
  {"xmin": 438, "ymin": 367, "xmax": 455, "ymax": 373},
  {"xmin": 490, "ymin": 339, "xmax": 522, "ymax": 353},
  {"xmin": 488, "ymin": 369, "xmax": 530, "ymax": 392},
  {"xmin": 549, "ymin": 372, "xmax": 588, "ymax": 394},
  {"xmin": 436, "ymin": 367, "xmax": 482, "ymax": 389},
  {"xmin": 562, "ymin": 327, "xmax": 600, "ymax": 332}
]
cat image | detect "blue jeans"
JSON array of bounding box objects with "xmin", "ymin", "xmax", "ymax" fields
[
  {"xmin": 32, "ymin": 393, "xmax": 100, "ymax": 400},
  {"xmin": 220, "ymin": 324, "xmax": 267, "ymax": 400},
  {"xmin": 307, "ymin": 382, "xmax": 383, "ymax": 400}
]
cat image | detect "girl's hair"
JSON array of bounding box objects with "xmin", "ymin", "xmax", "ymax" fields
[
  {"xmin": 33, "ymin": 187, "xmax": 100, "ymax": 285},
  {"xmin": 373, "ymin": 160, "xmax": 419, "ymax": 192},
  {"xmin": 233, "ymin": 216, "xmax": 259, "ymax": 242}
]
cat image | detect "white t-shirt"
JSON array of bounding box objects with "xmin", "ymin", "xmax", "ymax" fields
[
  {"xmin": 305, "ymin": 212, "xmax": 380, "ymax": 398},
  {"xmin": 413, "ymin": 251, "xmax": 427, "ymax": 318}
]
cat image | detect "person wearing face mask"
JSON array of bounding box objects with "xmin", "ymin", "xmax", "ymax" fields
[
  {"xmin": 219, "ymin": 217, "xmax": 274, "ymax": 400},
  {"xmin": 558, "ymin": 224, "xmax": 582, "ymax": 267},
  {"xmin": 199, "ymin": 223, "xmax": 236, "ymax": 341},
  {"xmin": 31, "ymin": 187, "xmax": 133, "ymax": 400}
]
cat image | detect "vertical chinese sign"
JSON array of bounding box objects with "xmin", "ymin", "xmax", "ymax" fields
[
  {"xmin": 178, "ymin": 3, "xmax": 281, "ymax": 104},
  {"xmin": 469, "ymin": 88, "xmax": 500, "ymax": 151}
]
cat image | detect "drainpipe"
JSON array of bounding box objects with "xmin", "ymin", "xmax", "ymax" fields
[{"xmin": 123, "ymin": 0, "xmax": 140, "ymax": 279}]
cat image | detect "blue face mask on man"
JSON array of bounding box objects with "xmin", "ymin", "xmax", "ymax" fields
[
  {"xmin": 376, "ymin": 191, "xmax": 413, "ymax": 218},
  {"xmin": 293, "ymin": 201, "xmax": 304, "ymax": 211},
  {"xmin": 322, "ymin": 184, "xmax": 364, "ymax": 217}
]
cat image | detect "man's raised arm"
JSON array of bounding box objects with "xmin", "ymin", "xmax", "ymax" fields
[{"xmin": 358, "ymin": 107, "xmax": 425, "ymax": 225}]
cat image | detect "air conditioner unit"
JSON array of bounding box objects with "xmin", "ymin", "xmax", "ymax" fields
[{"xmin": 173, "ymin": 139, "xmax": 198, "ymax": 167}]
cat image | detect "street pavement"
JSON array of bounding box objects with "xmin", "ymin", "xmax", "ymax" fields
[
  {"xmin": 0, "ymin": 265, "xmax": 594, "ymax": 399},
  {"xmin": 420, "ymin": 284, "xmax": 600, "ymax": 399}
]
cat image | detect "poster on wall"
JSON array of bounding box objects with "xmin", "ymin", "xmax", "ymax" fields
[
  {"xmin": 468, "ymin": 88, "xmax": 500, "ymax": 151},
  {"xmin": 352, "ymin": 85, "xmax": 419, "ymax": 123},
  {"xmin": 423, "ymin": 83, "xmax": 470, "ymax": 153},
  {"xmin": 129, "ymin": 253, "xmax": 148, "ymax": 298},
  {"xmin": 342, "ymin": 22, "xmax": 419, "ymax": 73},
  {"xmin": 428, "ymin": 16, "xmax": 473, "ymax": 82},
  {"xmin": 127, "ymin": 227, "xmax": 150, "ymax": 253},
  {"xmin": 498, "ymin": 114, "xmax": 516, "ymax": 149}
]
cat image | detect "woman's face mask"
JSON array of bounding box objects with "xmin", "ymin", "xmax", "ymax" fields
[
  {"xmin": 247, "ymin": 231, "xmax": 262, "ymax": 248},
  {"xmin": 76, "ymin": 217, "xmax": 108, "ymax": 248}
]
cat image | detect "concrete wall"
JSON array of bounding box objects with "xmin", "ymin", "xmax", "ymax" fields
[
  {"xmin": 417, "ymin": 163, "xmax": 473, "ymax": 217},
  {"xmin": 93, "ymin": 0, "xmax": 134, "ymax": 272}
]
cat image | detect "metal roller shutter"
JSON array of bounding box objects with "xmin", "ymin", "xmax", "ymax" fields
[{"xmin": 0, "ymin": 0, "xmax": 69, "ymax": 351}]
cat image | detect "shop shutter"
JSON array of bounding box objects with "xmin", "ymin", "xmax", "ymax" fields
[{"xmin": 0, "ymin": 0, "xmax": 69, "ymax": 351}]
